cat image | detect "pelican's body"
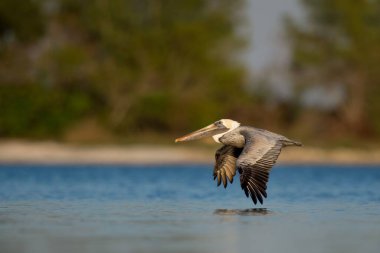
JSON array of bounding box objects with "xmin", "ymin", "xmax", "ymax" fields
[{"xmin": 175, "ymin": 119, "xmax": 302, "ymax": 205}]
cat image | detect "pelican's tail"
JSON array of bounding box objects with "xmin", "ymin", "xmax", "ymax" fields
[{"xmin": 282, "ymin": 138, "xmax": 302, "ymax": 147}]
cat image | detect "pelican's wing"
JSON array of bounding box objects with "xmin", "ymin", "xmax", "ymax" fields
[
  {"xmin": 213, "ymin": 145, "xmax": 242, "ymax": 188},
  {"xmin": 237, "ymin": 133, "xmax": 283, "ymax": 205}
]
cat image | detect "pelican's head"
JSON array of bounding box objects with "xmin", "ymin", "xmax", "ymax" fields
[{"xmin": 175, "ymin": 119, "xmax": 240, "ymax": 143}]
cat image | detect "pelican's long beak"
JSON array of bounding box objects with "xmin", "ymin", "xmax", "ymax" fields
[{"xmin": 175, "ymin": 123, "xmax": 227, "ymax": 142}]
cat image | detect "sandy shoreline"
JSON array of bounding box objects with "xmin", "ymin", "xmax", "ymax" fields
[{"xmin": 0, "ymin": 141, "xmax": 380, "ymax": 165}]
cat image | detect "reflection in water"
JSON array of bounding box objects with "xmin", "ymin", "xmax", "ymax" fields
[{"xmin": 214, "ymin": 208, "xmax": 272, "ymax": 216}]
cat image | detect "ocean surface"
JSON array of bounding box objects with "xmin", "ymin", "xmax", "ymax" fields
[{"xmin": 0, "ymin": 164, "xmax": 379, "ymax": 253}]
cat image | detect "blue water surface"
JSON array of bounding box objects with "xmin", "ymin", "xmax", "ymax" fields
[{"xmin": 0, "ymin": 164, "xmax": 380, "ymax": 253}]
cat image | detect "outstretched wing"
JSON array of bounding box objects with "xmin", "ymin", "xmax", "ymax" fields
[
  {"xmin": 237, "ymin": 134, "xmax": 283, "ymax": 205},
  {"xmin": 213, "ymin": 145, "xmax": 242, "ymax": 188}
]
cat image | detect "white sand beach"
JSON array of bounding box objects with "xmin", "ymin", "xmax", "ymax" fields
[{"xmin": 0, "ymin": 141, "xmax": 380, "ymax": 165}]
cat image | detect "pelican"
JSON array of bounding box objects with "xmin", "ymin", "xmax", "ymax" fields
[{"xmin": 175, "ymin": 119, "xmax": 302, "ymax": 205}]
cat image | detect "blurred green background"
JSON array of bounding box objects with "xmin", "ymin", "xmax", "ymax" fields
[{"xmin": 0, "ymin": 0, "xmax": 379, "ymax": 147}]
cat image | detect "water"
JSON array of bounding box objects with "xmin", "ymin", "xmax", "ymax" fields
[{"xmin": 0, "ymin": 164, "xmax": 380, "ymax": 253}]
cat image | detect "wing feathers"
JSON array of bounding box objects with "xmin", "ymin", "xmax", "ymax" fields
[
  {"xmin": 247, "ymin": 181, "xmax": 258, "ymax": 204},
  {"xmin": 217, "ymin": 172, "xmax": 221, "ymax": 186},
  {"xmin": 238, "ymin": 139, "xmax": 283, "ymax": 205},
  {"xmin": 249, "ymin": 179, "xmax": 264, "ymax": 204},
  {"xmin": 213, "ymin": 145, "xmax": 242, "ymax": 188},
  {"xmin": 221, "ymin": 169, "xmax": 227, "ymax": 188}
]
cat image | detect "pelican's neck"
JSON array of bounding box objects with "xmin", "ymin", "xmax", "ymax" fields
[{"xmin": 212, "ymin": 121, "xmax": 240, "ymax": 143}]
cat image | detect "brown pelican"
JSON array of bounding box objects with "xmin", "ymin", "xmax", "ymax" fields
[{"xmin": 175, "ymin": 119, "xmax": 302, "ymax": 205}]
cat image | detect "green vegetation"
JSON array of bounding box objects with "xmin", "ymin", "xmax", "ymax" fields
[
  {"xmin": 1, "ymin": 0, "xmax": 380, "ymax": 146},
  {"xmin": 0, "ymin": 0, "xmax": 252, "ymax": 139},
  {"xmin": 287, "ymin": 0, "xmax": 380, "ymax": 138}
]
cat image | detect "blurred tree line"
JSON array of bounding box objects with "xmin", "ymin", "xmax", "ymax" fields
[
  {"xmin": 1, "ymin": 0, "xmax": 380, "ymax": 145},
  {"xmin": 0, "ymin": 0, "xmax": 253, "ymax": 139},
  {"xmin": 287, "ymin": 0, "xmax": 380, "ymax": 142}
]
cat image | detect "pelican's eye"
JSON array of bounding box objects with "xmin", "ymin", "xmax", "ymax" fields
[{"xmin": 215, "ymin": 120, "xmax": 223, "ymax": 127}]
